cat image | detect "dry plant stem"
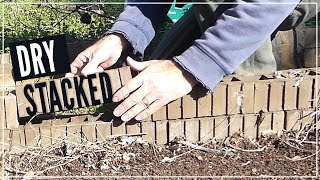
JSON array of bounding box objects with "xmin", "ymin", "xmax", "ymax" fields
[
  {"xmin": 178, "ymin": 141, "xmax": 221, "ymax": 155},
  {"xmin": 225, "ymin": 142, "xmax": 267, "ymax": 152},
  {"xmin": 289, "ymin": 139, "xmax": 320, "ymax": 145},
  {"xmin": 168, "ymin": 106, "xmax": 238, "ymax": 161},
  {"xmin": 285, "ymin": 150, "xmax": 320, "ymax": 162},
  {"xmin": 4, "ymin": 167, "xmax": 27, "ymax": 175},
  {"xmin": 281, "ymin": 138, "xmax": 313, "ymax": 153}
]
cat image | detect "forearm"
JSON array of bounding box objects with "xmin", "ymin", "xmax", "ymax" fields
[
  {"xmin": 173, "ymin": 0, "xmax": 300, "ymax": 91},
  {"xmin": 106, "ymin": 1, "xmax": 171, "ymax": 57}
]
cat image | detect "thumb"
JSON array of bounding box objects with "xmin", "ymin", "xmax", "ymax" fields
[
  {"xmin": 81, "ymin": 51, "xmax": 111, "ymax": 76},
  {"xmin": 126, "ymin": 57, "xmax": 150, "ymax": 71}
]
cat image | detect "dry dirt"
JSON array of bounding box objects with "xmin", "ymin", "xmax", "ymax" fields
[{"xmin": 3, "ymin": 127, "xmax": 319, "ymax": 179}]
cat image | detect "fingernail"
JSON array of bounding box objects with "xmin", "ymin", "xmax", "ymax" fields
[
  {"xmin": 113, "ymin": 96, "xmax": 119, "ymax": 102},
  {"xmin": 135, "ymin": 115, "xmax": 142, "ymax": 120},
  {"xmin": 121, "ymin": 115, "xmax": 128, "ymax": 121},
  {"xmin": 113, "ymin": 109, "xmax": 120, "ymax": 117}
]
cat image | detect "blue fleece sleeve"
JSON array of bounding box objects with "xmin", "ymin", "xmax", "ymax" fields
[
  {"xmin": 106, "ymin": 1, "xmax": 171, "ymax": 56},
  {"xmin": 173, "ymin": 0, "xmax": 300, "ymax": 91}
]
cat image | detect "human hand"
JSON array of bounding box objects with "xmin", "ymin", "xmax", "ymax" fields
[
  {"xmin": 113, "ymin": 57, "xmax": 198, "ymax": 121},
  {"xmin": 70, "ymin": 33, "xmax": 129, "ymax": 76}
]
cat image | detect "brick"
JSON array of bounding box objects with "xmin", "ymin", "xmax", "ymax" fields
[
  {"xmin": 167, "ymin": 98, "xmax": 181, "ymax": 120},
  {"xmin": 19, "ymin": 125, "xmax": 26, "ymax": 146},
  {"xmin": 126, "ymin": 121, "xmax": 141, "ymax": 135},
  {"xmin": 0, "ymin": 97, "xmax": 4, "ymax": 129},
  {"xmin": 156, "ymin": 120, "xmax": 167, "ymax": 145},
  {"xmin": 214, "ymin": 116, "xmax": 229, "ymax": 139},
  {"xmin": 269, "ymin": 81, "xmax": 284, "ymax": 112},
  {"xmin": 111, "ymin": 118, "xmax": 126, "ymax": 136},
  {"xmin": 243, "ymin": 114, "xmax": 258, "ymax": 139},
  {"xmin": 10, "ymin": 128, "xmax": 21, "ymax": 147},
  {"xmin": 152, "ymin": 106, "xmax": 167, "ymax": 121},
  {"xmin": 141, "ymin": 121, "xmax": 155, "ymax": 143},
  {"xmin": 285, "ymin": 110, "xmax": 301, "ymax": 131},
  {"xmin": 272, "ymin": 111, "xmax": 285, "ymax": 133},
  {"xmin": 24, "ymin": 124, "xmax": 40, "ymax": 147},
  {"xmin": 229, "ymin": 115, "xmax": 243, "ymax": 136},
  {"xmin": 197, "ymin": 86, "xmax": 212, "ymax": 117},
  {"xmin": 242, "ymin": 82, "xmax": 255, "ymax": 114},
  {"xmin": 284, "ymin": 80, "xmax": 298, "ymax": 110},
  {"xmin": 182, "ymin": 90, "xmax": 197, "ymax": 119},
  {"xmin": 212, "ymin": 84, "xmax": 227, "ymax": 116},
  {"xmin": 0, "ymin": 129, "xmax": 11, "ymax": 149},
  {"xmin": 258, "ymin": 112, "xmax": 272, "ymax": 136},
  {"xmin": 199, "ymin": 117, "xmax": 214, "ymax": 142},
  {"xmin": 169, "ymin": 120, "xmax": 184, "ymax": 142},
  {"xmin": 298, "ymin": 78, "xmax": 313, "ymax": 109},
  {"xmin": 81, "ymin": 123, "xmax": 95, "ymax": 142},
  {"xmin": 4, "ymin": 94, "xmax": 19, "ymax": 129},
  {"xmin": 96, "ymin": 122, "xmax": 111, "ymax": 141},
  {"xmin": 227, "ymin": 82, "xmax": 242, "ymax": 114},
  {"xmin": 254, "ymin": 82, "xmax": 269, "ymax": 113},
  {"xmin": 185, "ymin": 119, "xmax": 199, "ymax": 143},
  {"xmin": 0, "ymin": 53, "xmax": 11, "ymax": 64},
  {"xmin": 51, "ymin": 118, "xmax": 69, "ymax": 144},
  {"xmin": 39, "ymin": 120, "xmax": 52, "ymax": 146},
  {"xmin": 302, "ymin": 109, "xmax": 315, "ymax": 129}
]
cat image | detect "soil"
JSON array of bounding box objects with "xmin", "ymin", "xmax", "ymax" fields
[{"xmin": 3, "ymin": 128, "xmax": 319, "ymax": 179}]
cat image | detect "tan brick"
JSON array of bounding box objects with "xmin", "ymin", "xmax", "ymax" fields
[
  {"xmin": 96, "ymin": 122, "xmax": 111, "ymax": 141},
  {"xmin": 167, "ymin": 98, "xmax": 181, "ymax": 120},
  {"xmin": 185, "ymin": 119, "xmax": 199, "ymax": 143},
  {"xmin": 199, "ymin": 117, "xmax": 214, "ymax": 142},
  {"xmin": 182, "ymin": 89, "xmax": 197, "ymax": 119},
  {"xmin": 111, "ymin": 118, "xmax": 126, "ymax": 136},
  {"xmin": 243, "ymin": 114, "xmax": 258, "ymax": 139},
  {"xmin": 285, "ymin": 110, "xmax": 301, "ymax": 131},
  {"xmin": 169, "ymin": 120, "xmax": 184, "ymax": 142},
  {"xmin": 156, "ymin": 120, "xmax": 167, "ymax": 145},
  {"xmin": 272, "ymin": 111, "xmax": 285, "ymax": 133},
  {"xmin": 214, "ymin": 116, "xmax": 229, "ymax": 139},
  {"xmin": 258, "ymin": 112, "xmax": 272, "ymax": 136},
  {"xmin": 227, "ymin": 82, "xmax": 242, "ymax": 114},
  {"xmin": 269, "ymin": 81, "xmax": 284, "ymax": 112},
  {"xmin": 197, "ymin": 86, "xmax": 212, "ymax": 117},
  {"xmin": 212, "ymin": 84, "xmax": 227, "ymax": 116},
  {"xmin": 39, "ymin": 120, "xmax": 52, "ymax": 146},
  {"xmin": 152, "ymin": 106, "xmax": 167, "ymax": 121},
  {"xmin": 229, "ymin": 115, "xmax": 243, "ymax": 136},
  {"xmin": 141, "ymin": 121, "xmax": 155, "ymax": 143},
  {"xmin": 298, "ymin": 78, "xmax": 313, "ymax": 109},
  {"xmin": 242, "ymin": 82, "xmax": 254, "ymax": 114},
  {"xmin": 284, "ymin": 80, "xmax": 298, "ymax": 110},
  {"xmin": 5, "ymin": 94, "xmax": 19, "ymax": 129},
  {"xmin": 254, "ymin": 82, "xmax": 269, "ymax": 113}
]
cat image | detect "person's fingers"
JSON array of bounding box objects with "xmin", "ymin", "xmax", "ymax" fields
[
  {"xmin": 135, "ymin": 100, "xmax": 166, "ymax": 120},
  {"xmin": 112, "ymin": 75, "xmax": 144, "ymax": 103},
  {"xmin": 113, "ymin": 85, "xmax": 149, "ymax": 117},
  {"xmin": 65, "ymin": 73, "xmax": 75, "ymax": 77},
  {"xmin": 71, "ymin": 52, "xmax": 90, "ymax": 75},
  {"xmin": 96, "ymin": 65, "xmax": 104, "ymax": 73},
  {"xmin": 126, "ymin": 57, "xmax": 150, "ymax": 71},
  {"xmin": 81, "ymin": 50, "xmax": 111, "ymax": 76},
  {"xmin": 118, "ymin": 93, "xmax": 156, "ymax": 121}
]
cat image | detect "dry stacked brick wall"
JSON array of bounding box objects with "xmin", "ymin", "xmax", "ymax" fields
[{"xmin": 0, "ymin": 53, "xmax": 318, "ymax": 148}]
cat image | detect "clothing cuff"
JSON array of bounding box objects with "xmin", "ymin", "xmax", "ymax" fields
[
  {"xmin": 173, "ymin": 45, "xmax": 226, "ymax": 92},
  {"xmin": 106, "ymin": 20, "xmax": 150, "ymax": 57}
]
